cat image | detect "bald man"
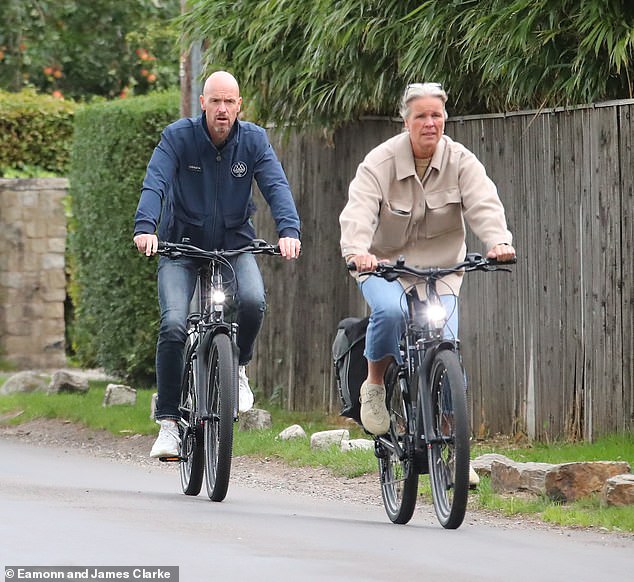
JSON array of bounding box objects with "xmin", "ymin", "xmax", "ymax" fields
[{"xmin": 134, "ymin": 71, "xmax": 301, "ymax": 459}]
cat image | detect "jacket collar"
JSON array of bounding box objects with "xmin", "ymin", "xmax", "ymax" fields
[
  {"xmin": 394, "ymin": 132, "xmax": 448, "ymax": 180},
  {"xmin": 199, "ymin": 113, "xmax": 240, "ymax": 148}
]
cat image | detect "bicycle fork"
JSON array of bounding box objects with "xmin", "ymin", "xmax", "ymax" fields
[{"xmin": 416, "ymin": 347, "xmax": 441, "ymax": 448}]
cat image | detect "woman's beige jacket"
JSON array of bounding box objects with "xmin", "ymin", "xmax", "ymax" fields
[{"xmin": 340, "ymin": 131, "xmax": 513, "ymax": 295}]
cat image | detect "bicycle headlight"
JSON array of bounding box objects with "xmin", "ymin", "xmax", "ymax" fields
[
  {"xmin": 212, "ymin": 289, "xmax": 226, "ymax": 304},
  {"xmin": 425, "ymin": 303, "xmax": 447, "ymax": 329}
]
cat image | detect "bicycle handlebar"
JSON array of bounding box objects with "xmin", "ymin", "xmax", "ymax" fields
[
  {"xmin": 347, "ymin": 252, "xmax": 516, "ymax": 280},
  {"xmin": 156, "ymin": 239, "xmax": 281, "ymax": 260}
]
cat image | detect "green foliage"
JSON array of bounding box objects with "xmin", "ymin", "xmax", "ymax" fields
[
  {"xmin": 473, "ymin": 433, "xmax": 634, "ymax": 467},
  {"xmin": 181, "ymin": 0, "xmax": 634, "ymax": 128},
  {"xmin": 67, "ymin": 91, "xmax": 180, "ymax": 383},
  {"xmin": 0, "ymin": 89, "xmax": 75, "ymax": 176},
  {"xmin": 0, "ymin": 0, "xmax": 180, "ymax": 100}
]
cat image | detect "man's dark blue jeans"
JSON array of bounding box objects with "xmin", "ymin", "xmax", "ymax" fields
[{"xmin": 154, "ymin": 253, "xmax": 266, "ymax": 420}]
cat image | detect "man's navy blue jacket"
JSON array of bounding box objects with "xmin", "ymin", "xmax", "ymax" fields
[{"xmin": 134, "ymin": 114, "xmax": 301, "ymax": 250}]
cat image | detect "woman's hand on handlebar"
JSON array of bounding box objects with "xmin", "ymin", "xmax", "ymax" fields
[
  {"xmin": 134, "ymin": 233, "xmax": 159, "ymax": 257},
  {"xmin": 487, "ymin": 243, "xmax": 516, "ymax": 263},
  {"xmin": 348, "ymin": 253, "xmax": 380, "ymax": 272},
  {"xmin": 278, "ymin": 237, "xmax": 301, "ymax": 260}
]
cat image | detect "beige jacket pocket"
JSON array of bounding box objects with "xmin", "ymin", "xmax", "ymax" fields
[
  {"xmin": 372, "ymin": 201, "xmax": 412, "ymax": 251},
  {"xmin": 423, "ymin": 188, "xmax": 463, "ymax": 239}
]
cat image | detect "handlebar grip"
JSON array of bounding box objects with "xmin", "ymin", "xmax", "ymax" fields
[{"xmin": 487, "ymin": 255, "xmax": 517, "ymax": 265}]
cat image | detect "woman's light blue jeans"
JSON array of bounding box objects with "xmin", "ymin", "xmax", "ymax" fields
[
  {"xmin": 154, "ymin": 253, "xmax": 266, "ymax": 420},
  {"xmin": 359, "ymin": 276, "xmax": 459, "ymax": 364}
]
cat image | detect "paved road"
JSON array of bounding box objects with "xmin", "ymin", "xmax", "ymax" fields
[{"xmin": 1, "ymin": 439, "xmax": 633, "ymax": 581}]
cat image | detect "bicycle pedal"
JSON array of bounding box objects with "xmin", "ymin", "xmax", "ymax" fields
[{"xmin": 158, "ymin": 455, "xmax": 182, "ymax": 463}]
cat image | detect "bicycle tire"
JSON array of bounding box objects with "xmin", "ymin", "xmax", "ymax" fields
[
  {"xmin": 426, "ymin": 349, "xmax": 470, "ymax": 529},
  {"xmin": 179, "ymin": 337, "xmax": 204, "ymax": 496},
  {"xmin": 378, "ymin": 363, "xmax": 419, "ymax": 524},
  {"xmin": 204, "ymin": 333, "xmax": 237, "ymax": 502}
]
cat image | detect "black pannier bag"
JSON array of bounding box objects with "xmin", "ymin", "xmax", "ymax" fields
[{"xmin": 332, "ymin": 316, "xmax": 369, "ymax": 424}]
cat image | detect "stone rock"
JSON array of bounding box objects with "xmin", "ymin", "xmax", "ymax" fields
[
  {"xmin": 48, "ymin": 370, "xmax": 89, "ymax": 394},
  {"xmin": 310, "ymin": 429, "xmax": 350, "ymax": 450},
  {"xmin": 278, "ymin": 424, "xmax": 307, "ymax": 440},
  {"xmin": 341, "ymin": 438, "xmax": 374, "ymax": 452},
  {"xmin": 602, "ymin": 474, "xmax": 634, "ymax": 507},
  {"xmin": 102, "ymin": 384, "xmax": 136, "ymax": 407},
  {"xmin": 472, "ymin": 453, "xmax": 514, "ymax": 477},
  {"xmin": 545, "ymin": 461, "xmax": 632, "ymax": 502},
  {"xmin": 239, "ymin": 408, "xmax": 272, "ymax": 431},
  {"xmin": 491, "ymin": 459, "xmax": 555, "ymax": 495},
  {"xmin": 0, "ymin": 371, "xmax": 50, "ymax": 395}
]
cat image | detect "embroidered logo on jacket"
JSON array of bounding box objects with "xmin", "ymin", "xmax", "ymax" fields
[
  {"xmin": 231, "ymin": 161, "xmax": 248, "ymax": 178},
  {"xmin": 187, "ymin": 164, "xmax": 202, "ymax": 172}
]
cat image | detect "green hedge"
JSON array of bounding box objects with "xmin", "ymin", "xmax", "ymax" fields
[
  {"xmin": 68, "ymin": 90, "xmax": 180, "ymax": 385},
  {"xmin": 0, "ymin": 90, "xmax": 76, "ymax": 176}
]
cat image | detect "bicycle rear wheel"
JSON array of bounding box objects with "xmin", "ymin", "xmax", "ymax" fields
[
  {"xmin": 378, "ymin": 363, "xmax": 419, "ymax": 524},
  {"xmin": 427, "ymin": 349, "xmax": 469, "ymax": 529},
  {"xmin": 204, "ymin": 333, "xmax": 237, "ymax": 502},
  {"xmin": 179, "ymin": 337, "xmax": 204, "ymax": 496}
]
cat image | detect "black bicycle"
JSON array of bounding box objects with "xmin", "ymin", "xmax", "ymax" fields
[
  {"xmin": 157, "ymin": 239, "xmax": 280, "ymax": 501},
  {"xmin": 353, "ymin": 253, "xmax": 514, "ymax": 528}
]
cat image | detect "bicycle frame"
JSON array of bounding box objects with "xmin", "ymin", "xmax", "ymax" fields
[
  {"xmin": 158, "ymin": 238, "xmax": 280, "ymax": 423},
  {"xmin": 377, "ymin": 290, "xmax": 458, "ymax": 462},
  {"xmin": 354, "ymin": 252, "xmax": 515, "ymax": 527},
  {"xmin": 188, "ymin": 262, "xmax": 239, "ymax": 421},
  {"xmin": 157, "ymin": 238, "xmax": 281, "ymax": 500}
]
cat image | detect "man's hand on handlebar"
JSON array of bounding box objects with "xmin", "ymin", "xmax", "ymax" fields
[
  {"xmin": 134, "ymin": 233, "xmax": 158, "ymax": 257},
  {"xmin": 487, "ymin": 243, "xmax": 516, "ymax": 263},
  {"xmin": 278, "ymin": 237, "xmax": 301, "ymax": 260}
]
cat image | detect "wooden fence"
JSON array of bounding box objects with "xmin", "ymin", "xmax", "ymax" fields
[{"xmin": 250, "ymin": 102, "xmax": 634, "ymax": 442}]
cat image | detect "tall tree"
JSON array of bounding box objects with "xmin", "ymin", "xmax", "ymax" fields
[{"xmin": 0, "ymin": 0, "xmax": 180, "ymax": 99}]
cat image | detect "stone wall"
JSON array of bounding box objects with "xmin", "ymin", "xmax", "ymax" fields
[{"xmin": 0, "ymin": 178, "xmax": 67, "ymax": 369}]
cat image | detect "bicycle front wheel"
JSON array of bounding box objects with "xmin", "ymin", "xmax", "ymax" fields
[
  {"xmin": 179, "ymin": 337, "xmax": 204, "ymax": 496},
  {"xmin": 204, "ymin": 333, "xmax": 237, "ymax": 502},
  {"xmin": 426, "ymin": 349, "xmax": 470, "ymax": 529},
  {"xmin": 378, "ymin": 363, "xmax": 419, "ymax": 524}
]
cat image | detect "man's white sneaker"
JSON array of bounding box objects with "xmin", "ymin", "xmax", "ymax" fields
[
  {"xmin": 469, "ymin": 464, "xmax": 480, "ymax": 489},
  {"xmin": 360, "ymin": 381, "xmax": 390, "ymax": 435},
  {"xmin": 238, "ymin": 365, "xmax": 254, "ymax": 413},
  {"xmin": 150, "ymin": 419, "xmax": 180, "ymax": 458}
]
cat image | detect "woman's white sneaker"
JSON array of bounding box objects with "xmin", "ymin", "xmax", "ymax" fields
[{"xmin": 360, "ymin": 381, "xmax": 390, "ymax": 435}]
